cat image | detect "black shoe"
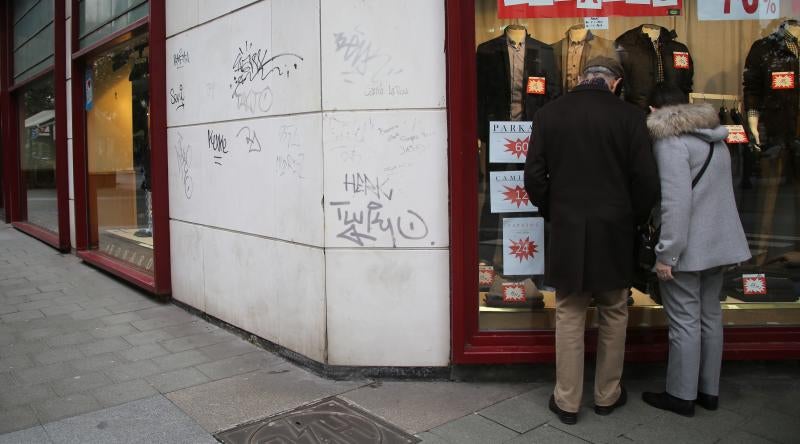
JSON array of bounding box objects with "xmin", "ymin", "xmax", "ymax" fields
[
  {"xmin": 695, "ymin": 392, "xmax": 718, "ymax": 411},
  {"xmin": 549, "ymin": 395, "xmax": 577, "ymax": 425},
  {"xmin": 642, "ymin": 392, "xmax": 695, "ymax": 417},
  {"xmin": 594, "ymin": 386, "xmax": 627, "ymax": 415}
]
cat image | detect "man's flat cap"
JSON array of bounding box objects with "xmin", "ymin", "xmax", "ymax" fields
[{"xmin": 583, "ymin": 56, "xmax": 624, "ymax": 78}]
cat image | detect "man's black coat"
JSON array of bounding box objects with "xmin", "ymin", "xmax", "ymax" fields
[
  {"xmin": 615, "ymin": 25, "xmax": 693, "ymax": 110},
  {"xmin": 524, "ymin": 82, "xmax": 660, "ymax": 294},
  {"xmin": 743, "ymin": 30, "xmax": 800, "ymax": 142},
  {"xmin": 476, "ymin": 34, "xmax": 561, "ymax": 142}
]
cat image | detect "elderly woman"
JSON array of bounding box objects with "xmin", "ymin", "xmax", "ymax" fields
[{"xmin": 642, "ymin": 84, "xmax": 751, "ymax": 417}]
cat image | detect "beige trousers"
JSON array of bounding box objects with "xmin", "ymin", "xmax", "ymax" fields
[{"xmin": 553, "ymin": 289, "xmax": 628, "ymax": 413}]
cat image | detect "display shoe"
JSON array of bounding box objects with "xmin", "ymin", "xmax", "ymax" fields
[
  {"xmin": 594, "ymin": 386, "xmax": 627, "ymax": 415},
  {"xmin": 642, "ymin": 391, "xmax": 695, "ymax": 417},
  {"xmin": 695, "ymin": 392, "xmax": 719, "ymax": 411},
  {"xmin": 549, "ymin": 395, "xmax": 578, "ymax": 425}
]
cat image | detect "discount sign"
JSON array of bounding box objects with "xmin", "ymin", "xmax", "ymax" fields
[{"xmin": 698, "ymin": 0, "xmax": 781, "ymax": 20}]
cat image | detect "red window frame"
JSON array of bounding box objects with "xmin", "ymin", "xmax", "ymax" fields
[
  {"xmin": 70, "ymin": 0, "xmax": 170, "ymax": 295},
  {"xmin": 444, "ymin": 0, "xmax": 800, "ymax": 364},
  {"xmin": 0, "ymin": 0, "xmax": 70, "ymax": 251}
]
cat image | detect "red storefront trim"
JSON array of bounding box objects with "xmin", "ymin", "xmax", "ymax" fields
[
  {"xmin": 444, "ymin": 0, "xmax": 800, "ymax": 364},
  {"xmin": 70, "ymin": 1, "xmax": 170, "ymax": 296},
  {"xmin": 2, "ymin": 1, "xmax": 70, "ymax": 251},
  {"xmin": 0, "ymin": 2, "xmax": 10, "ymax": 223}
]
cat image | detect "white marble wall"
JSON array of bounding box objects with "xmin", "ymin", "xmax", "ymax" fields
[{"xmin": 167, "ymin": 0, "xmax": 450, "ymax": 366}]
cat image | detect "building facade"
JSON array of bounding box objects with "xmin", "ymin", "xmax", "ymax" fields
[{"xmin": 0, "ymin": 0, "xmax": 798, "ymax": 369}]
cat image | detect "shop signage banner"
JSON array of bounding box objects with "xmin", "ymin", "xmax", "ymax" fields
[
  {"xmin": 489, "ymin": 121, "xmax": 532, "ymax": 163},
  {"xmin": 84, "ymin": 68, "xmax": 93, "ymax": 111},
  {"xmin": 498, "ymin": 0, "xmax": 683, "ymax": 18},
  {"xmin": 490, "ymin": 171, "xmax": 538, "ymax": 213},
  {"xmin": 697, "ymin": 0, "xmax": 781, "ymax": 21},
  {"xmin": 503, "ymin": 217, "xmax": 545, "ymax": 275}
]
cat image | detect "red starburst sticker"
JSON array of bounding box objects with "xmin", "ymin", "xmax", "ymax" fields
[
  {"xmin": 502, "ymin": 282, "xmax": 526, "ymax": 302},
  {"xmin": 742, "ymin": 274, "xmax": 767, "ymax": 295},
  {"xmin": 673, "ymin": 52, "xmax": 690, "ymax": 69},
  {"xmin": 527, "ymin": 76, "xmax": 546, "ymax": 95},
  {"xmin": 509, "ymin": 237, "xmax": 538, "ymax": 262},
  {"xmin": 724, "ymin": 125, "xmax": 749, "ymax": 144},
  {"xmin": 503, "ymin": 137, "xmax": 529, "ymax": 160},
  {"xmin": 771, "ymin": 72, "xmax": 795, "ymax": 90},
  {"xmin": 502, "ymin": 185, "xmax": 530, "ymax": 208},
  {"xmin": 479, "ymin": 265, "xmax": 495, "ymax": 287}
]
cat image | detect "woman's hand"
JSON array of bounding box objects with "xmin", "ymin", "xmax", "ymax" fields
[{"xmin": 655, "ymin": 261, "xmax": 673, "ymax": 281}]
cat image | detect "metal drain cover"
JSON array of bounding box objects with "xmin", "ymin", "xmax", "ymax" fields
[{"xmin": 215, "ymin": 397, "xmax": 420, "ymax": 444}]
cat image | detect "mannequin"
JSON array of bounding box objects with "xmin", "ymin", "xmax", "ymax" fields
[
  {"xmin": 615, "ymin": 25, "xmax": 693, "ymax": 109},
  {"xmin": 551, "ymin": 24, "xmax": 617, "ymax": 92}
]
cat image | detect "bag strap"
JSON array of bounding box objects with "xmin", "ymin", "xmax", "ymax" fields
[{"xmin": 691, "ymin": 141, "xmax": 715, "ymax": 189}]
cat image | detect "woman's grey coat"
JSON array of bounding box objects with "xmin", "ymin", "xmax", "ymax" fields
[{"xmin": 647, "ymin": 103, "xmax": 751, "ymax": 271}]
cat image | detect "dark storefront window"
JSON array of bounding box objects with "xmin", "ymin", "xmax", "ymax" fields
[
  {"xmin": 85, "ymin": 33, "xmax": 153, "ymax": 274},
  {"xmin": 78, "ymin": 0, "xmax": 148, "ymax": 48},
  {"xmin": 475, "ymin": 0, "xmax": 800, "ymax": 331},
  {"xmin": 18, "ymin": 76, "xmax": 57, "ymax": 233}
]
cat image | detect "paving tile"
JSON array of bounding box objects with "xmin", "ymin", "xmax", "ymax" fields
[
  {"xmin": 131, "ymin": 315, "xmax": 195, "ymax": 332},
  {"xmin": 118, "ymin": 344, "xmax": 170, "ymax": 362},
  {"xmin": 160, "ymin": 321, "xmax": 219, "ymax": 338},
  {"xmin": 50, "ymin": 372, "xmax": 114, "ymax": 397},
  {"xmin": 197, "ymin": 338, "xmax": 261, "ymax": 361},
  {"xmin": 104, "ymin": 360, "xmax": 163, "ymax": 383},
  {"xmin": 15, "ymin": 363, "xmax": 81, "ymax": 385},
  {"xmin": 38, "ymin": 283, "xmax": 72, "ymax": 293},
  {"xmin": 88, "ymin": 323, "xmax": 139, "ymax": 339},
  {"xmin": 99, "ymin": 312, "xmax": 143, "ymax": 326},
  {"xmin": 741, "ymin": 410, "xmax": 800, "ymax": 444},
  {"xmin": 77, "ymin": 297, "xmax": 122, "ymax": 310},
  {"xmin": 1, "ymin": 309, "xmax": 44, "ymax": 323},
  {"xmin": 152, "ymin": 350, "xmax": 211, "ymax": 372},
  {"xmin": 68, "ymin": 352, "xmax": 127, "ymax": 372},
  {"xmin": 3, "ymin": 287, "xmax": 40, "ymax": 298},
  {"xmin": 718, "ymin": 430, "xmax": 779, "ymax": 444},
  {"xmin": 0, "ymin": 354, "xmax": 33, "ymax": 372},
  {"xmin": 15, "ymin": 300, "xmax": 56, "ymax": 312},
  {"xmin": 91, "ymin": 379, "xmax": 158, "ymax": 408},
  {"xmin": 32, "ymin": 393, "xmax": 101, "ymax": 423},
  {"xmin": 0, "ymin": 306, "xmax": 18, "ymax": 316},
  {"xmin": 45, "ymin": 332, "xmax": 95, "ymax": 348},
  {"xmin": 18, "ymin": 327, "xmax": 62, "ymax": 342},
  {"xmin": 32, "ymin": 347, "xmax": 84, "ymax": 365},
  {"xmin": 146, "ymin": 367, "xmax": 211, "ymax": 393},
  {"xmin": 342, "ymin": 381, "xmax": 536, "ymax": 434},
  {"xmin": 427, "ymin": 413, "xmax": 518, "ymax": 444},
  {"xmin": 122, "ymin": 329, "xmax": 174, "ymax": 346},
  {"xmin": 619, "ymin": 412, "xmax": 720, "ymax": 444},
  {"xmin": 506, "ymin": 424, "xmax": 589, "ymax": 444},
  {"xmin": 41, "ymin": 304, "xmax": 84, "ymax": 317},
  {"xmin": 477, "ymin": 387, "xmax": 553, "ymax": 433},
  {"xmin": 415, "ymin": 432, "xmax": 450, "ymax": 444},
  {"xmin": 0, "ymin": 383, "xmax": 56, "ymax": 408},
  {"xmin": 161, "ymin": 330, "xmax": 237, "ymax": 353},
  {"xmin": 0, "ymin": 406, "xmax": 40, "ymax": 436},
  {"xmin": 166, "ymin": 364, "xmax": 362, "ymax": 433},
  {"xmin": 26, "ymin": 291, "xmax": 66, "ymax": 302},
  {"xmin": 195, "ymin": 351, "xmax": 285, "ymax": 381},
  {"xmin": 69, "ymin": 308, "xmax": 112, "ymax": 321},
  {"xmin": 78, "ymin": 337, "xmax": 131, "ymax": 356},
  {"xmin": 0, "ymin": 425, "xmax": 51, "ymax": 444},
  {"xmin": 105, "ymin": 299, "xmax": 163, "ymax": 315},
  {"xmin": 42, "ymin": 395, "xmax": 216, "ymax": 444},
  {"xmin": 1, "ymin": 341, "xmax": 51, "ymax": 360}
]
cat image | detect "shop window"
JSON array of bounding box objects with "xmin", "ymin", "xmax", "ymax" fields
[
  {"xmin": 12, "ymin": 0, "xmax": 54, "ymax": 83},
  {"xmin": 475, "ymin": 0, "xmax": 800, "ymax": 330},
  {"xmin": 18, "ymin": 76, "xmax": 58, "ymax": 233},
  {"xmin": 85, "ymin": 33, "xmax": 153, "ymax": 274}
]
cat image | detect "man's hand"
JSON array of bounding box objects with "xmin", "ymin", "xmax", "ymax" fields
[{"xmin": 655, "ymin": 261, "xmax": 673, "ymax": 281}]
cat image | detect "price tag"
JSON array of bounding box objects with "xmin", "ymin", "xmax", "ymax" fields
[
  {"xmin": 584, "ymin": 17, "xmax": 609, "ymax": 30},
  {"xmin": 698, "ymin": 0, "xmax": 781, "ymax": 21},
  {"xmin": 742, "ymin": 274, "xmax": 767, "ymax": 295},
  {"xmin": 489, "ymin": 121, "xmax": 532, "ymax": 163},
  {"xmin": 724, "ymin": 125, "xmax": 749, "ymax": 144}
]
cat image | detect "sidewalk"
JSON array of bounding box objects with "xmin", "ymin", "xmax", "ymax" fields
[{"xmin": 0, "ymin": 223, "xmax": 798, "ymax": 444}]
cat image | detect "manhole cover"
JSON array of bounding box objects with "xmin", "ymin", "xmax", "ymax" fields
[{"xmin": 215, "ymin": 397, "xmax": 420, "ymax": 444}]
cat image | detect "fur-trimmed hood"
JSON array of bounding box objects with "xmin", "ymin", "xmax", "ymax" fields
[{"xmin": 647, "ymin": 103, "xmax": 727, "ymax": 142}]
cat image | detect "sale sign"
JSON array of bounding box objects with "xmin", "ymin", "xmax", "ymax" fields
[
  {"xmin": 698, "ymin": 0, "xmax": 781, "ymax": 20},
  {"xmin": 499, "ymin": 0, "xmax": 682, "ymax": 18},
  {"xmin": 490, "ymin": 171, "xmax": 538, "ymax": 213},
  {"xmin": 489, "ymin": 121, "xmax": 532, "ymax": 163},
  {"xmin": 503, "ymin": 217, "xmax": 545, "ymax": 275}
]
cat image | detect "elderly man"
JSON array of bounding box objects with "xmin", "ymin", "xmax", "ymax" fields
[{"xmin": 524, "ymin": 56, "xmax": 660, "ymax": 425}]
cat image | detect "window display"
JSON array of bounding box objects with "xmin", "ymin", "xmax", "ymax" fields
[
  {"xmin": 85, "ymin": 33, "xmax": 153, "ymax": 274},
  {"xmin": 476, "ymin": 1, "xmax": 800, "ymax": 331}
]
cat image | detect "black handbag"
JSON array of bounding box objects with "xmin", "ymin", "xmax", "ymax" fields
[{"xmin": 633, "ymin": 140, "xmax": 716, "ymax": 301}]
